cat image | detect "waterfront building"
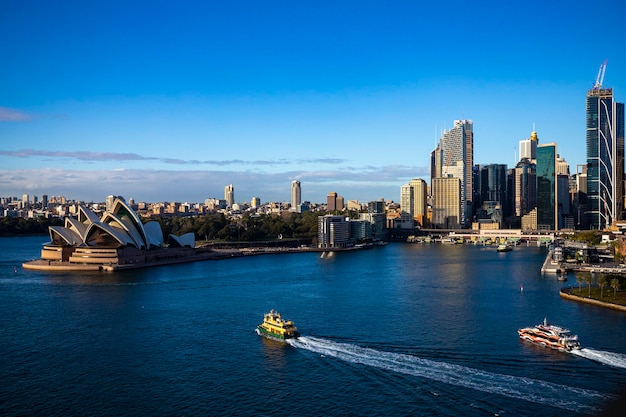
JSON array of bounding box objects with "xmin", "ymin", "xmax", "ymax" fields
[
  {"xmin": 521, "ymin": 208, "xmax": 538, "ymax": 231},
  {"xmin": 291, "ymin": 180, "xmax": 301, "ymax": 210},
  {"xmin": 359, "ymin": 212, "xmax": 386, "ymax": 240},
  {"xmin": 409, "ymin": 178, "xmax": 428, "ymax": 227},
  {"xmin": 400, "ymin": 184, "xmax": 414, "ymax": 217},
  {"xmin": 432, "ymin": 177, "xmax": 461, "ymax": 229},
  {"xmin": 350, "ymin": 219, "xmax": 371, "ymax": 242},
  {"xmin": 586, "ymin": 72, "xmax": 625, "ymax": 229},
  {"xmin": 432, "ymin": 120, "xmax": 474, "ymax": 226},
  {"xmin": 224, "ymin": 184, "xmax": 235, "ymax": 208},
  {"xmin": 536, "ymin": 143, "xmax": 558, "ymax": 230},
  {"xmin": 318, "ymin": 215, "xmax": 350, "ymax": 248}
]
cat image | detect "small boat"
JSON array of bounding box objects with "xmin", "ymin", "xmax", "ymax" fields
[
  {"xmin": 497, "ymin": 243, "xmax": 512, "ymax": 252},
  {"xmin": 518, "ymin": 318, "xmax": 580, "ymax": 351},
  {"xmin": 256, "ymin": 310, "xmax": 300, "ymax": 341}
]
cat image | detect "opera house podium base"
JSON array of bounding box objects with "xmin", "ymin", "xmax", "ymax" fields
[{"xmin": 22, "ymin": 246, "xmax": 224, "ymax": 272}]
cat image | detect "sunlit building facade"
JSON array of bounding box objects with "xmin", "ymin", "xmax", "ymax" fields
[
  {"xmin": 432, "ymin": 120, "xmax": 473, "ymax": 226},
  {"xmin": 586, "ymin": 86, "xmax": 625, "ymax": 229}
]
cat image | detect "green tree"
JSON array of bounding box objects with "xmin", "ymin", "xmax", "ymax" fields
[
  {"xmin": 576, "ymin": 273, "xmax": 586, "ymax": 294},
  {"xmin": 584, "ymin": 273, "xmax": 594, "ymax": 297},
  {"xmin": 611, "ymin": 278, "xmax": 621, "ymax": 300},
  {"xmin": 597, "ymin": 275, "xmax": 608, "ymax": 298}
]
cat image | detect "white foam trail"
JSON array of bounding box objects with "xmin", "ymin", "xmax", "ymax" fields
[
  {"xmin": 288, "ymin": 336, "xmax": 608, "ymax": 414},
  {"xmin": 572, "ymin": 348, "xmax": 626, "ymax": 369}
]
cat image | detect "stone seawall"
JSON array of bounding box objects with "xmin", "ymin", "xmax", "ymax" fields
[{"xmin": 560, "ymin": 289, "xmax": 626, "ymax": 313}]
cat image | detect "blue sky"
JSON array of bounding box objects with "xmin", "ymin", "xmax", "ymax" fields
[{"xmin": 1, "ymin": 0, "xmax": 625, "ymax": 204}]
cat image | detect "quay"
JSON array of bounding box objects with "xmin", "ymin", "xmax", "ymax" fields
[{"xmin": 22, "ymin": 244, "xmax": 375, "ymax": 272}]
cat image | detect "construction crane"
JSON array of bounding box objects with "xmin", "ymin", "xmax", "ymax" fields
[{"xmin": 594, "ymin": 59, "xmax": 608, "ymax": 89}]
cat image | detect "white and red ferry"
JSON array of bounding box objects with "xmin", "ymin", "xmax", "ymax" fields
[{"xmin": 518, "ymin": 318, "xmax": 581, "ymax": 351}]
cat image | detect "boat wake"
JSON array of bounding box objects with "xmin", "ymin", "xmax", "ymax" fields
[
  {"xmin": 571, "ymin": 348, "xmax": 626, "ymax": 369},
  {"xmin": 288, "ymin": 336, "xmax": 608, "ymax": 414}
]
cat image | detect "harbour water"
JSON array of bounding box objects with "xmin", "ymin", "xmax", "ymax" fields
[{"xmin": 1, "ymin": 236, "xmax": 625, "ymax": 416}]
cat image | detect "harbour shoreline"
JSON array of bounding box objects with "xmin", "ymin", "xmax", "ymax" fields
[{"xmin": 560, "ymin": 288, "xmax": 626, "ymax": 312}]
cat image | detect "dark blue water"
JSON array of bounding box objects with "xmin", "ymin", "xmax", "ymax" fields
[{"xmin": 1, "ymin": 236, "xmax": 625, "ymax": 416}]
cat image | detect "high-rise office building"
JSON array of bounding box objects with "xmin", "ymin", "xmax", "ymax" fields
[
  {"xmin": 519, "ymin": 131, "xmax": 539, "ymax": 162},
  {"xmin": 400, "ymin": 184, "xmax": 414, "ymax": 217},
  {"xmin": 409, "ymin": 178, "xmax": 428, "ymax": 227},
  {"xmin": 586, "ymin": 70, "xmax": 625, "ymax": 229},
  {"xmin": 327, "ymin": 192, "xmax": 338, "ymax": 212},
  {"xmin": 291, "ymin": 180, "xmax": 301, "ymax": 210},
  {"xmin": 513, "ymin": 158, "xmax": 536, "ymax": 217},
  {"xmin": 479, "ymin": 164, "xmax": 508, "ymax": 206},
  {"xmin": 224, "ymin": 184, "xmax": 235, "ymax": 208},
  {"xmin": 536, "ymin": 143, "xmax": 558, "ymax": 230},
  {"xmin": 432, "ymin": 177, "xmax": 461, "ymax": 229},
  {"xmin": 326, "ymin": 192, "xmax": 344, "ymax": 212},
  {"xmin": 432, "ymin": 120, "xmax": 473, "ymax": 226}
]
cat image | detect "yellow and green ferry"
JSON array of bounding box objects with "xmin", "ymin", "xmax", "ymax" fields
[{"xmin": 256, "ymin": 310, "xmax": 300, "ymax": 341}]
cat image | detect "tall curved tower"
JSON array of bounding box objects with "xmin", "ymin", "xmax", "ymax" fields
[{"xmin": 586, "ymin": 72, "xmax": 625, "ymax": 229}]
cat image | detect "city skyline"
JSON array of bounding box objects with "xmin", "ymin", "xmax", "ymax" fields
[{"xmin": 1, "ymin": 1, "xmax": 625, "ymax": 204}]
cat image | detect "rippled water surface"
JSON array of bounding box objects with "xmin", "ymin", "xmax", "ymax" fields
[{"xmin": 1, "ymin": 236, "xmax": 625, "ymax": 416}]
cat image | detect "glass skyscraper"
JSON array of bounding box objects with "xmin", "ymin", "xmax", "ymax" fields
[
  {"xmin": 536, "ymin": 143, "xmax": 557, "ymax": 230},
  {"xmin": 586, "ymin": 86, "xmax": 625, "ymax": 229}
]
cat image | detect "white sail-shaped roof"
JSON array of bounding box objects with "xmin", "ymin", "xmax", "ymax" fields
[
  {"xmin": 49, "ymin": 225, "xmax": 83, "ymax": 246},
  {"xmin": 46, "ymin": 196, "xmax": 192, "ymax": 252},
  {"xmin": 101, "ymin": 211, "xmax": 146, "ymax": 250},
  {"xmin": 143, "ymin": 221, "xmax": 164, "ymax": 248},
  {"xmin": 168, "ymin": 232, "xmax": 195, "ymax": 248},
  {"xmin": 65, "ymin": 217, "xmax": 89, "ymax": 242},
  {"xmin": 110, "ymin": 198, "xmax": 149, "ymax": 249},
  {"xmin": 78, "ymin": 204, "xmax": 100, "ymax": 225},
  {"xmin": 84, "ymin": 222, "xmax": 137, "ymax": 248}
]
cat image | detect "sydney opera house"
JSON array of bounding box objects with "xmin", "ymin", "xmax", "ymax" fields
[{"xmin": 23, "ymin": 197, "xmax": 212, "ymax": 272}]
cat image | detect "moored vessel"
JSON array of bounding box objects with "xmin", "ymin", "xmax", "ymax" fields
[
  {"xmin": 497, "ymin": 243, "xmax": 512, "ymax": 252},
  {"xmin": 518, "ymin": 318, "xmax": 580, "ymax": 351},
  {"xmin": 256, "ymin": 310, "xmax": 300, "ymax": 341}
]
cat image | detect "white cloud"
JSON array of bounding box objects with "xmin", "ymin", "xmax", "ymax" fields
[
  {"xmin": 0, "ymin": 107, "xmax": 33, "ymax": 122},
  {"xmin": 0, "ymin": 165, "xmax": 428, "ymax": 204}
]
